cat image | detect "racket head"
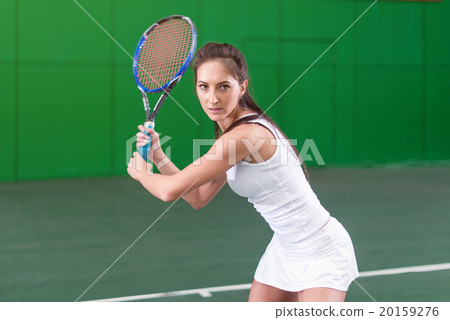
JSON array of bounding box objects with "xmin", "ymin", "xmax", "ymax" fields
[{"xmin": 133, "ymin": 15, "xmax": 197, "ymax": 93}]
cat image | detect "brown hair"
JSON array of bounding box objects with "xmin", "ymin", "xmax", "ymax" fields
[{"xmin": 192, "ymin": 42, "xmax": 308, "ymax": 180}]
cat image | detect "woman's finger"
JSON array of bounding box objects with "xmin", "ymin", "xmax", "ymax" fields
[
  {"xmin": 134, "ymin": 151, "xmax": 143, "ymax": 160},
  {"xmin": 137, "ymin": 136, "xmax": 149, "ymax": 144},
  {"xmin": 148, "ymin": 129, "xmax": 160, "ymax": 141},
  {"xmin": 136, "ymin": 141, "xmax": 149, "ymax": 148}
]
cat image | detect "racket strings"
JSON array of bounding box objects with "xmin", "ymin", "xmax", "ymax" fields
[{"xmin": 137, "ymin": 18, "xmax": 193, "ymax": 90}]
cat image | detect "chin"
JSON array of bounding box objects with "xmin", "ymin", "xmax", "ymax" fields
[
  {"xmin": 207, "ymin": 114, "xmax": 222, "ymax": 121},
  {"xmin": 206, "ymin": 110, "xmax": 223, "ymax": 118}
]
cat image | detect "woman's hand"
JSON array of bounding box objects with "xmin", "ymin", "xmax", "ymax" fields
[
  {"xmin": 127, "ymin": 151, "xmax": 153, "ymax": 181},
  {"xmin": 136, "ymin": 125, "xmax": 166, "ymax": 166}
]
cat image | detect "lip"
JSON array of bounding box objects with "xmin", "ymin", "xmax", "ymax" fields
[{"xmin": 208, "ymin": 108, "xmax": 222, "ymax": 114}]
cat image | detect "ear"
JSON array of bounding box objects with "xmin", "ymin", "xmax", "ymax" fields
[{"xmin": 240, "ymin": 80, "xmax": 248, "ymax": 97}]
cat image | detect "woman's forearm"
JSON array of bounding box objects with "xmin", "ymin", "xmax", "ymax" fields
[
  {"xmin": 150, "ymin": 153, "xmax": 222, "ymax": 209},
  {"xmin": 150, "ymin": 152, "xmax": 205, "ymax": 207},
  {"xmin": 153, "ymin": 152, "xmax": 181, "ymax": 175},
  {"xmin": 137, "ymin": 171, "xmax": 178, "ymax": 202}
]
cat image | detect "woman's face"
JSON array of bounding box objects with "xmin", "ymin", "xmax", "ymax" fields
[{"xmin": 196, "ymin": 60, "xmax": 247, "ymax": 129}]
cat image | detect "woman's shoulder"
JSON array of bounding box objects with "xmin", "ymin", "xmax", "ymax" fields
[{"xmin": 223, "ymin": 121, "xmax": 276, "ymax": 144}]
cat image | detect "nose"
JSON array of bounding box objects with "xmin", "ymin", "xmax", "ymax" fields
[{"xmin": 208, "ymin": 89, "xmax": 218, "ymax": 105}]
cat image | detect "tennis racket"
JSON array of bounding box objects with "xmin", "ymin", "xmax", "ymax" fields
[{"xmin": 133, "ymin": 15, "xmax": 197, "ymax": 161}]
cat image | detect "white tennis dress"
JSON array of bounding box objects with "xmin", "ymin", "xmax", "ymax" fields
[{"xmin": 226, "ymin": 117, "xmax": 359, "ymax": 292}]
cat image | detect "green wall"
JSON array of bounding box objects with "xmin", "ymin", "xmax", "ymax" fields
[{"xmin": 0, "ymin": 0, "xmax": 449, "ymax": 181}]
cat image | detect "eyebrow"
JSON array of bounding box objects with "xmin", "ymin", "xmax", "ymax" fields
[{"xmin": 197, "ymin": 80, "xmax": 232, "ymax": 85}]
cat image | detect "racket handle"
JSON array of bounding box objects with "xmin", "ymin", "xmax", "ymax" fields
[{"xmin": 138, "ymin": 121, "xmax": 154, "ymax": 162}]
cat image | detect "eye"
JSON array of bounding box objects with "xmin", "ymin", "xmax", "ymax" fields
[
  {"xmin": 198, "ymin": 84, "xmax": 208, "ymax": 90},
  {"xmin": 219, "ymin": 84, "xmax": 230, "ymax": 90}
]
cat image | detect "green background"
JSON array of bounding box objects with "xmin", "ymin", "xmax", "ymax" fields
[{"xmin": 1, "ymin": 0, "xmax": 449, "ymax": 181}]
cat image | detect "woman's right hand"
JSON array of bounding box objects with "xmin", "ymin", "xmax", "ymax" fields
[{"xmin": 136, "ymin": 125, "xmax": 165, "ymax": 165}]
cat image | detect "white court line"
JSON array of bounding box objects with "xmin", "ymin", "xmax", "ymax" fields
[
  {"xmin": 87, "ymin": 262, "xmax": 450, "ymax": 302},
  {"xmin": 358, "ymin": 262, "xmax": 450, "ymax": 277}
]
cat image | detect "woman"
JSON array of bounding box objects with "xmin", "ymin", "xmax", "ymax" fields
[{"xmin": 127, "ymin": 42, "xmax": 359, "ymax": 302}]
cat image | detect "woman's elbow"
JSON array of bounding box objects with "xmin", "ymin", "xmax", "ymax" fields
[
  {"xmin": 190, "ymin": 196, "xmax": 213, "ymax": 210},
  {"xmin": 190, "ymin": 201, "xmax": 206, "ymax": 210},
  {"xmin": 161, "ymin": 193, "xmax": 205, "ymax": 209},
  {"xmin": 160, "ymin": 187, "xmax": 179, "ymax": 202}
]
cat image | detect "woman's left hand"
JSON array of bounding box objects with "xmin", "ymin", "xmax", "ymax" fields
[{"xmin": 127, "ymin": 151, "xmax": 153, "ymax": 181}]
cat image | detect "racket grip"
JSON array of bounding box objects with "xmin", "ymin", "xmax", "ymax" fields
[{"xmin": 138, "ymin": 121, "xmax": 154, "ymax": 162}]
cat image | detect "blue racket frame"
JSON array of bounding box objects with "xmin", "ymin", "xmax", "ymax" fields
[
  {"xmin": 132, "ymin": 15, "xmax": 197, "ymax": 162},
  {"xmin": 132, "ymin": 16, "xmax": 197, "ymax": 94}
]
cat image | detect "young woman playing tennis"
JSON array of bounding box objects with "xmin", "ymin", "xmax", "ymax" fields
[{"xmin": 127, "ymin": 42, "xmax": 359, "ymax": 302}]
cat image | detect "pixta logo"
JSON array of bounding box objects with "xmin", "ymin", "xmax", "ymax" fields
[
  {"xmin": 126, "ymin": 135, "xmax": 325, "ymax": 168},
  {"xmin": 192, "ymin": 138, "xmax": 325, "ymax": 166}
]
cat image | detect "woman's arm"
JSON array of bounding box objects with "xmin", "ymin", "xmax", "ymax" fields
[
  {"xmin": 128, "ymin": 124, "xmax": 261, "ymax": 206},
  {"xmin": 153, "ymin": 150, "xmax": 227, "ymax": 209},
  {"xmin": 134, "ymin": 126, "xmax": 228, "ymax": 209}
]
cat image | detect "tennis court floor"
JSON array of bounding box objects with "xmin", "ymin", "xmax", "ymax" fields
[{"xmin": 1, "ymin": 167, "xmax": 449, "ymax": 302}]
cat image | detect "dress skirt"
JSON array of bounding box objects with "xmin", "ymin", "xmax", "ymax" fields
[{"xmin": 254, "ymin": 217, "xmax": 359, "ymax": 292}]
